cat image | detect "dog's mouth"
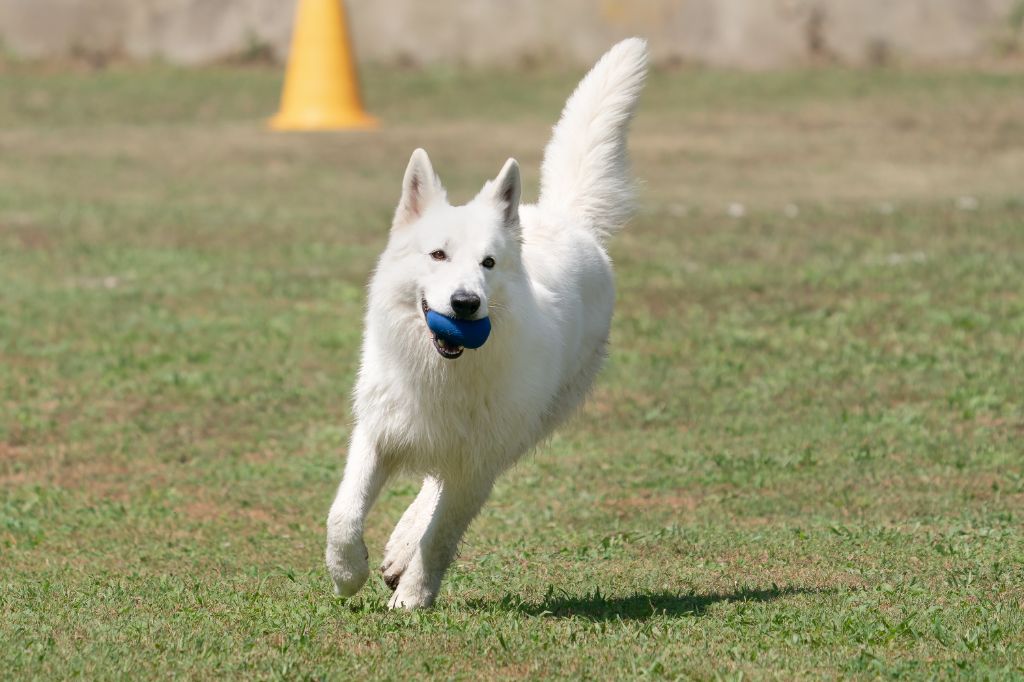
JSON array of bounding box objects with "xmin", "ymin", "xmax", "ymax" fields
[{"xmin": 421, "ymin": 298, "xmax": 464, "ymax": 360}]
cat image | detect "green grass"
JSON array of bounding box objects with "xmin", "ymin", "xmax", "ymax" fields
[{"xmin": 2, "ymin": 61, "xmax": 1023, "ymax": 679}]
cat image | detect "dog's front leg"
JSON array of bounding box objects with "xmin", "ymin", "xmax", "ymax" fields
[
  {"xmin": 325, "ymin": 425, "xmax": 391, "ymax": 597},
  {"xmin": 388, "ymin": 473, "xmax": 494, "ymax": 610},
  {"xmin": 381, "ymin": 475, "xmax": 441, "ymax": 590}
]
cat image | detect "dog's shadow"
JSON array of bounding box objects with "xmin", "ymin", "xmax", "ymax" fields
[{"xmin": 474, "ymin": 585, "xmax": 821, "ymax": 621}]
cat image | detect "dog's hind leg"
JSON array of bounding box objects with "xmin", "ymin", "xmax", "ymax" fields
[
  {"xmin": 388, "ymin": 473, "xmax": 495, "ymax": 610},
  {"xmin": 381, "ymin": 475, "xmax": 441, "ymax": 590},
  {"xmin": 325, "ymin": 425, "xmax": 393, "ymax": 597}
]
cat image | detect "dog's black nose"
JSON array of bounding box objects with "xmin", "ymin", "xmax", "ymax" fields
[{"xmin": 450, "ymin": 290, "xmax": 481, "ymax": 318}]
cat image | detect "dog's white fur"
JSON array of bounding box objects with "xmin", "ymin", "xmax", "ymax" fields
[{"xmin": 326, "ymin": 38, "xmax": 648, "ymax": 609}]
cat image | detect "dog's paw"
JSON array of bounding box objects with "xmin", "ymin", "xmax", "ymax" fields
[
  {"xmin": 325, "ymin": 536, "xmax": 370, "ymax": 597},
  {"xmin": 384, "ymin": 558, "xmax": 437, "ymax": 609},
  {"xmin": 380, "ymin": 538, "xmax": 417, "ymax": 591},
  {"xmin": 380, "ymin": 559, "xmax": 404, "ymax": 591},
  {"xmin": 387, "ymin": 578, "xmax": 436, "ymax": 610}
]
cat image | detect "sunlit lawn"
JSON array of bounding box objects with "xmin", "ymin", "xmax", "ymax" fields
[{"xmin": 1, "ymin": 61, "xmax": 1023, "ymax": 678}]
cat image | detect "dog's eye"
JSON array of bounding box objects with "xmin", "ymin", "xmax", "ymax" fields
[
  {"xmin": 430, "ymin": 250, "xmax": 447, "ymax": 261},
  {"xmin": 481, "ymin": 257, "xmax": 495, "ymax": 269}
]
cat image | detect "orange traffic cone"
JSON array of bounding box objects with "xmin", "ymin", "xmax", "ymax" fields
[{"xmin": 270, "ymin": 0, "xmax": 377, "ymax": 131}]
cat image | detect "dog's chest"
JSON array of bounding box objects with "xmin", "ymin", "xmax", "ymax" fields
[{"xmin": 361, "ymin": 371, "xmax": 541, "ymax": 475}]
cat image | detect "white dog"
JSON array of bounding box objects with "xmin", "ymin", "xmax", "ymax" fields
[{"xmin": 326, "ymin": 38, "xmax": 649, "ymax": 609}]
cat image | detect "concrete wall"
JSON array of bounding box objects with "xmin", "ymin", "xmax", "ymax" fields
[{"xmin": 1, "ymin": 0, "xmax": 1021, "ymax": 68}]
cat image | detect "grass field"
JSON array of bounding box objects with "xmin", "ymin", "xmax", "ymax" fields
[{"xmin": 2, "ymin": 61, "xmax": 1024, "ymax": 679}]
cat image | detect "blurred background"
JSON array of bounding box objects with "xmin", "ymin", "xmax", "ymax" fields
[{"xmin": 2, "ymin": 0, "xmax": 1024, "ymax": 68}]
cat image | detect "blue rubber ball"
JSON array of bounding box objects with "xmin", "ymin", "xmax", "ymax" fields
[{"xmin": 425, "ymin": 310, "xmax": 491, "ymax": 349}]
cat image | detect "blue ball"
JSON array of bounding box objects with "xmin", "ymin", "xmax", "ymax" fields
[{"xmin": 425, "ymin": 310, "xmax": 491, "ymax": 349}]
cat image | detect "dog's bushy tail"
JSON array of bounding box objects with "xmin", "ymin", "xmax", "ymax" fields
[{"xmin": 538, "ymin": 37, "xmax": 648, "ymax": 242}]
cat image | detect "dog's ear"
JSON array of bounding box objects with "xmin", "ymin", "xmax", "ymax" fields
[
  {"xmin": 395, "ymin": 148, "xmax": 444, "ymax": 226},
  {"xmin": 489, "ymin": 158, "xmax": 521, "ymax": 229}
]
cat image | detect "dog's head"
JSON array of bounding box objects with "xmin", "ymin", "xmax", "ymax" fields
[{"xmin": 377, "ymin": 148, "xmax": 522, "ymax": 360}]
